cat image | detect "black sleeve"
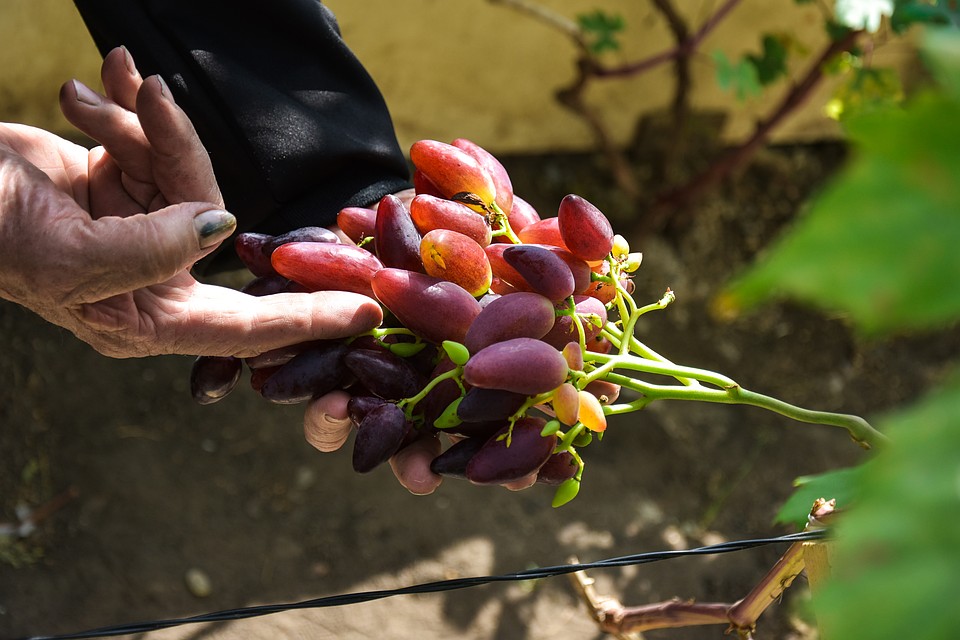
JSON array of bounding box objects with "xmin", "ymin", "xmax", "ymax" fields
[{"xmin": 72, "ymin": 0, "xmax": 411, "ymax": 273}]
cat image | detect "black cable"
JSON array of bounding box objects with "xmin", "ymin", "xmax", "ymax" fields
[{"xmin": 17, "ymin": 529, "xmax": 826, "ymax": 640}]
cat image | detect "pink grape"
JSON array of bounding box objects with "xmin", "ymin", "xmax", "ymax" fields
[
  {"xmin": 502, "ymin": 244, "xmax": 576, "ymax": 302},
  {"xmin": 463, "ymin": 291, "xmax": 557, "ymax": 354},
  {"xmin": 463, "ymin": 337, "xmax": 568, "ymax": 395}
]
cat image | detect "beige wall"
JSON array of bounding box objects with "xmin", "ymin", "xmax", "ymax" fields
[{"xmin": 1, "ymin": 1, "xmax": 915, "ymax": 153}]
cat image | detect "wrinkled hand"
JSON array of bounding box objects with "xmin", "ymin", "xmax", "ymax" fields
[{"xmin": 0, "ymin": 47, "xmax": 381, "ymax": 358}]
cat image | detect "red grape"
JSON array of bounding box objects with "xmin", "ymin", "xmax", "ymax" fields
[
  {"xmin": 409, "ymin": 194, "xmax": 492, "ymax": 247},
  {"xmin": 451, "ymin": 137, "xmax": 513, "ymax": 215},
  {"xmin": 558, "ymin": 194, "xmax": 614, "ymax": 262},
  {"xmin": 420, "ymin": 229, "xmax": 492, "ymax": 296},
  {"xmin": 336, "ymin": 206, "xmax": 377, "ymax": 244},
  {"xmin": 410, "ymin": 140, "xmax": 497, "ymax": 208},
  {"xmin": 506, "ymin": 195, "xmax": 540, "ymax": 234},
  {"xmin": 272, "ymin": 242, "xmax": 383, "ymax": 297},
  {"xmin": 371, "ymin": 268, "xmax": 482, "ymax": 344},
  {"xmin": 517, "ymin": 217, "xmax": 567, "ymax": 249}
]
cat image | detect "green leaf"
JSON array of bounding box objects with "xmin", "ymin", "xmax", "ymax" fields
[
  {"xmin": 826, "ymin": 66, "xmax": 904, "ymax": 121},
  {"xmin": 891, "ymin": 0, "xmax": 960, "ymax": 32},
  {"xmin": 713, "ymin": 50, "xmax": 762, "ymax": 100},
  {"xmin": 746, "ymin": 34, "xmax": 789, "ymax": 86},
  {"xmin": 922, "ymin": 26, "xmax": 960, "ymax": 100},
  {"xmin": 812, "ymin": 373, "xmax": 960, "ymax": 639},
  {"xmin": 722, "ymin": 89, "xmax": 960, "ymax": 336},
  {"xmin": 774, "ymin": 466, "xmax": 864, "ymax": 528},
  {"xmin": 577, "ymin": 10, "xmax": 625, "ymax": 54}
]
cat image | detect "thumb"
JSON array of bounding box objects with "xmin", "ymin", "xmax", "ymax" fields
[{"xmin": 78, "ymin": 202, "xmax": 235, "ymax": 300}]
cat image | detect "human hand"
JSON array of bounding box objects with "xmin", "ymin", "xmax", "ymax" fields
[{"xmin": 0, "ymin": 47, "xmax": 381, "ymax": 358}]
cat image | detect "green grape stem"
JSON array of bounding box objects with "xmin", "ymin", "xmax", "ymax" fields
[
  {"xmin": 573, "ymin": 260, "xmax": 888, "ymax": 450},
  {"xmin": 596, "ymin": 363, "xmax": 886, "ymax": 449},
  {"xmin": 487, "ymin": 201, "xmax": 522, "ymax": 244},
  {"xmin": 397, "ymin": 366, "xmax": 464, "ymax": 419}
]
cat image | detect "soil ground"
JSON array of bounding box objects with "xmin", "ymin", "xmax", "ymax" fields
[{"xmin": 2, "ymin": 141, "xmax": 959, "ymax": 640}]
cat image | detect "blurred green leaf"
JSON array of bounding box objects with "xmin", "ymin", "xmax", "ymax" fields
[
  {"xmin": 722, "ymin": 89, "xmax": 960, "ymax": 336},
  {"xmin": 747, "ymin": 34, "xmax": 790, "ymax": 85},
  {"xmin": 922, "ymin": 26, "xmax": 960, "ymax": 99},
  {"xmin": 826, "ymin": 66, "xmax": 903, "ymax": 120},
  {"xmin": 812, "ymin": 373, "xmax": 960, "ymax": 639},
  {"xmin": 774, "ymin": 466, "xmax": 864, "ymax": 528},
  {"xmin": 577, "ymin": 10, "xmax": 625, "ymax": 54},
  {"xmin": 892, "ymin": 0, "xmax": 960, "ymax": 32},
  {"xmin": 713, "ymin": 50, "xmax": 762, "ymax": 100}
]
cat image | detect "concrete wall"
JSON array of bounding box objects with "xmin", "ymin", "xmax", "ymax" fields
[{"xmin": 1, "ymin": 1, "xmax": 915, "ymax": 153}]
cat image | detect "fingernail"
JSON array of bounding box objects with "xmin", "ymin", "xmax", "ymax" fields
[
  {"xmin": 73, "ymin": 80, "xmax": 101, "ymax": 106},
  {"xmin": 194, "ymin": 210, "xmax": 236, "ymax": 249},
  {"xmin": 156, "ymin": 75, "xmax": 175, "ymax": 104},
  {"xmin": 120, "ymin": 46, "xmax": 139, "ymax": 77}
]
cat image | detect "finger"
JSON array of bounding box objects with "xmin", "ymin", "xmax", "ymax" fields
[
  {"xmin": 136, "ymin": 75, "xmax": 222, "ymax": 206},
  {"xmin": 304, "ymin": 391, "xmax": 354, "ymax": 452},
  {"xmin": 389, "ymin": 435, "xmax": 442, "ymax": 495},
  {"xmin": 61, "ymin": 201, "xmax": 232, "ymax": 306},
  {"xmin": 101, "ymin": 46, "xmax": 142, "ymax": 112},
  {"xmin": 59, "ymin": 78, "xmax": 153, "ymax": 182},
  {"xmin": 156, "ymin": 288, "xmax": 384, "ymax": 357}
]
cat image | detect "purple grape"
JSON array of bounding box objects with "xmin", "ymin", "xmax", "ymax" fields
[
  {"xmin": 347, "ymin": 395, "xmax": 389, "ymax": 426},
  {"xmin": 463, "ymin": 292, "xmax": 557, "ymax": 354},
  {"xmin": 352, "ymin": 402, "xmax": 409, "ymax": 473},
  {"xmin": 375, "ymin": 194, "xmax": 424, "ymax": 272},
  {"xmin": 258, "ymin": 342, "xmax": 348, "ymax": 404},
  {"xmin": 190, "ymin": 356, "xmax": 242, "ymax": 405},
  {"xmin": 541, "ymin": 295, "xmax": 608, "ymax": 349},
  {"xmin": 502, "ymin": 244, "xmax": 576, "ymax": 302},
  {"xmin": 240, "ymin": 275, "xmax": 294, "ymax": 296},
  {"xmin": 263, "ymin": 226, "xmax": 339, "ymax": 253},
  {"xmin": 234, "ymin": 232, "xmax": 276, "ymax": 277},
  {"xmin": 465, "ymin": 417, "xmax": 557, "ymax": 485},
  {"xmin": 536, "ymin": 451, "xmax": 578, "ymax": 486},
  {"xmin": 462, "ymin": 337, "xmax": 568, "ymax": 396},
  {"xmin": 430, "ymin": 436, "xmax": 489, "ymax": 479},
  {"xmin": 457, "ymin": 387, "xmax": 528, "ymax": 423},
  {"xmin": 343, "ymin": 348, "xmax": 427, "ymax": 401}
]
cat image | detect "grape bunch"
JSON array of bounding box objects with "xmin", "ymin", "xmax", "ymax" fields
[{"xmin": 190, "ymin": 138, "xmax": 657, "ymax": 506}]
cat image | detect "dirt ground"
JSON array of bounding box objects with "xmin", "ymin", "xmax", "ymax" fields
[{"xmin": 2, "ymin": 143, "xmax": 959, "ymax": 640}]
